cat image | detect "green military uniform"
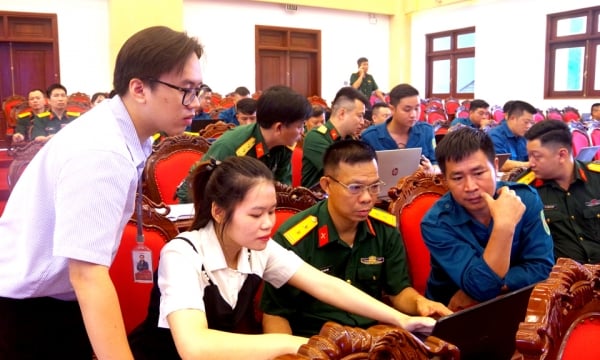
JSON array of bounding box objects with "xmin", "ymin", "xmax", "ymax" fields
[
  {"xmin": 14, "ymin": 111, "xmax": 36, "ymax": 140},
  {"xmin": 260, "ymin": 200, "xmax": 411, "ymax": 336},
  {"xmin": 534, "ymin": 161, "xmax": 600, "ymax": 264},
  {"xmin": 31, "ymin": 111, "xmax": 80, "ymax": 139},
  {"xmin": 349, "ymin": 72, "xmax": 379, "ymax": 100},
  {"xmin": 301, "ymin": 122, "xmax": 351, "ymax": 188},
  {"xmin": 176, "ymin": 123, "xmax": 292, "ymax": 203}
]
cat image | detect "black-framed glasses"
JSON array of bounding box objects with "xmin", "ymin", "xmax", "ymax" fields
[
  {"xmin": 148, "ymin": 78, "xmax": 204, "ymax": 106},
  {"xmin": 327, "ymin": 176, "xmax": 385, "ymax": 195}
]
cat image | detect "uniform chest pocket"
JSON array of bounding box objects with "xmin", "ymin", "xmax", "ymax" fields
[
  {"xmin": 582, "ymin": 207, "xmax": 600, "ymax": 233},
  {"xmin": 356, "ymin": 264, "xmax": 383, "ymax": 297},
  {"xmin": 544, "ymin": 209, "xmax": 570, "ymax": 224}
]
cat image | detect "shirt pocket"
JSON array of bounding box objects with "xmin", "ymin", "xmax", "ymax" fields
[
  {"xmin": 544, "ymin": 209, "xmax": 569, "ymax": 225},
  {"xmin": 356, "ymin": 264, "xmax": 383, "ymax": 297},
  {"xmin": 582, "ymin": 206, "xmax": 600, "ymax": 233}
]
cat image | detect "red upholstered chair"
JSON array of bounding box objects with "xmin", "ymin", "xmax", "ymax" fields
[
  {"xmin": 546, "ymin": 107, "xmax": 564, "ymax": 122},
  {"xmin": 419, "ymin": 99, "xmax": 427, "ymax": 122},
  {"xmin": 2, "ymin": 95, "xmax": 26, "ymax": 129},
  {"xmin": 291, "ymin": 146, "xmax": 303, "ymax": 187},
  {"xmin": 425, "ymin": 106, "xmax": 447, "ymax": 125},
  {"xmin": 563, "ymin": 106, "xmax": 581, "ymax": 123},
  {"xmin": 444, "ymin": 97, "xmax": 460, "ymax": 117},
  {"xmin": 109, "ymin": 195, "xmax": 179, "ymax": 334},
  {"xmin": 514, "ymin": 258, "xmax": 600, "ymax": 360},
  {"xmin": 387, "ymin": 172, "xmax": 448, "ymax": 295},
  {"xmin": 455, "ymin": 106, "xmax": 469, "ymax": 119},
  {"xmin": 143, "ymin": 134, "xmax": 211, "ymax": 205},
  {"xmin": 570, "ymin": 127, "xmax": 591, "ymax": 158},
  {"xmin": 589, "ymin": 127, "xmax": 600, "ymax": 160}
]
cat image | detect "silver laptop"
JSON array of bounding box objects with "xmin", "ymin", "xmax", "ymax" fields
[
  {"xmin": 576, "ymin": 146, "xmax": 600, "ymax": 162},
  {"xmin": 376, "ymin": 148, "xmax": 422, "ymax": 199}
]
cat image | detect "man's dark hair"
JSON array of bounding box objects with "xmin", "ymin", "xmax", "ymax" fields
[
  {"xmin": 113, "ymin": 26, "xmax": 203, "ymax": 96},
  {"xmin": 469, "ymin": 99, "xmax": 489, "ymax": 112},
  {"xmin": 256, "ymin": 85, "xmax": 311, "ymax": 128},
  {"xmin": 201, "ymin": 84, "xmax": 212, "ymax": 93},
  {"xmin": 505, "ymin": 100, "xmax": 536, "ymax": 119},
  {"xmin": 234, "ymin": 86, "xmax": 250, "ymax": 97},
  {"xmin": 524, "ymin": 120, "xmax": 572, "ymax": 154},
  {"xmin": 46, "ymin": 83, "xmax": 67, "ymax": 97},
  {"xmin": 323, "ymin": 139, "xmax": 377, "ymax": 176},
  {"xmin": 357, "ymin": 57, "xmax": 368, "ymax": 67},
  {"xmin": 331, "ymin": 86, "xmax": 370, "ymax": 114},
  {"xmin": 371, "ymin": 102, "xmax": 390, "ymax": 114},
  {"xmin": 28, "ymin": 88, "xmax": 46, "ymax": 98},
  {"xmin": 235, "ymin": 98, "xmax": 257, "ymax": 115},
  {"xmin": 388, "ymin": 84, "xmax": 419, "ymax": 107},
  {"xmin": 591, "ymin": 103, "xmax": 600, "ymax": 112},
  {"xmin": 435, "ymin": 127, "xmax": 496, "ymax": 174},
  {"xmin": 311, "ymin": 104, "xmax": 325, "ymax": 117}
]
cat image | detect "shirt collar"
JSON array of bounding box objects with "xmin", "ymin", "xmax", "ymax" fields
[
  {"xmin": 315, "ymin": 200, "xmax": 375, "ymax": 248},
  {"xmin": 199, "ymin": 221, "xmax": 252, "ymax": 274},
  {"xmin": 109, "ymin": 96, "xmax": 153, "ymax": 171}
]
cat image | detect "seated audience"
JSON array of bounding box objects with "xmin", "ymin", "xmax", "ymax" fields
[
  {"xmin": 370, "ymin": 102, "xmax": 392, "ymax": 125},
  {"xmin": 234, "ymin": 98, "xmax": 257, "ymax": 125},
  {"xmin": 176, "ymin": 85, "xmax": 310, "ymax": 203},
  {"xmin": 261, "ymin": 140, "xmax": 451, "ymax": 337},
  {"xmin": 591, "ymin": 102, "xmax": 600, "ymax": 122},
  {"xmin": 90, "ymin": 92, "xmax": 108, "ymax": 107},
  {"xmin": 218, "ymin": 86, "xmax": 251, "ymax": 125},
  {"xmin": 31, "ymin": 83, "xmax": 80, "ymax": 142},
  {"xmin": 305, "ymin": 104, "xmax": 326, "ymax": 132},
  {"xmin": 450, "ymin": 99, "xmax": 490, "ymax": 129},
  {"xmin": 525, "ymin": 120, "xmax": 600, "ymax": 264},
  {"xmin": 129, "ymin": 156, "xmax": 435, "ymax": 359},
  {"xmin": 186, "ymin": 84, "xmax": 213, "ymax": 132},
  {"xmin": 302, "ymin": 87, "xmax": 369, "ymax": 188},
  {"xmin": 422, "ymin": 127, "xmax": 554, "ymax": 311},
  {"xmin": 487, "ymin": 100, "xmax": 536, "ymax": 171},
  {"xmin": 361, "ymin": 83, "xmax": 439, "ymax": 174},
  {"xmin": 13, "ymin": 88, "xmax": 47, "ymax": 143}
]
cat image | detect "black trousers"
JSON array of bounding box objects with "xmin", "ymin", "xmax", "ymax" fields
[{"xmin": 0, "ymin": 296, "xmax": 93, "ymax": 359}]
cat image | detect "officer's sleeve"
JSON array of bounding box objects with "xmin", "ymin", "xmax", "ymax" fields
[
  {"xmin": 422, "ymin": 212, "xmax": 504, "ymax": 302},
  {"xmin": 201, "ymin": 137, "xmax": 237, "ymax": 162},
  {"xmin": 301, "ymin": 132, "xmax": 329, "ymax": 187},
  {"xmin": 350, "ymin": 72, "xmax": 358, "ymax": 84},
  {"xmin": 503, "ymin": 186, "xmax": 554, "ymax": 290},
  {"xmin": 371, "ymin": 76, "xmax": 379, "ymax": 91},
  {"xmin": 15, "ymin": 117, "xmax": 30, "ymax": 137},
  {"xmin": 175, "ymin": 160, "xmax": 203, "ymax": 204},
  {"xmin": 259, "ymin": 231, "xmax": 302, "ymax": 318},
  {"xmin": 30, "ymin": 116, "xmax": 46, "ymax": 139}
]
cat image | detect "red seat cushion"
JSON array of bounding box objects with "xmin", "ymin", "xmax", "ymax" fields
[
  {"xmin": 561, "ymin": 316, "xmax": 600, "ymax": 360},
  {"xmin": 153, "ymin": 150, "xmax": 203, "ymax": 205}
]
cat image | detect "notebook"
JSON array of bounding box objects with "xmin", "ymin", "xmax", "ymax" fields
[
  {"xmin": 576, "ymin": 146, "xmax": 600, "ymax": 162},
  {"xmin": 423, "ymin": 284, "xmax": 535, "ymax": 360},
  {"xmin": 375, "ymin": 148, "xmax": 422, "ymax": 199}
]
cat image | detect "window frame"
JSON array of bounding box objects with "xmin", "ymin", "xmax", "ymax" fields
[
  {"xmin": 425, "ymin": 27, "xmax": 475, "ymax": 99},
  {"xmin": 545, "ymin": 6, "xmax": 600, "ymax": 99}
]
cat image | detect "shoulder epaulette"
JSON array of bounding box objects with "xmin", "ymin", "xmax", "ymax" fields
[
  {"xmin": 37, "ymin": 111, "xmax": 51, "ymax": 118},
  {"xmin": 66, "ymin": 111, "xmax": 80, "ymax": 117},
  {"xmin": 368, "ymin": 207, "xmax": 397, "ymax": 227},
  {"xmin": 235, "ymin": 137, "xmax": 256, "ymax": 156},
  {"xmin": 283, "ymin": 215, "xmax": 318, "ymax": 246},
  {"xmin": 17, "ymin": 111, "xmax": 32, "ymax": 119},
  {"xmin": 516, "ymin": 170, "xmax": 536, "ymax": 185},
  {"xmin": 587, "ymin": 163, "xmax": 600, "ymax": 173},
  {"xmin": 316, "ymin": 125, "xmax": 328, "ymax": 134}
]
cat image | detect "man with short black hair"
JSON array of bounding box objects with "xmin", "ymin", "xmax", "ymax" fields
[
  {"xmin": 218, "ymin": 86, "xmax": 251, "ymax": 125},
  {"xmin": 235, "ymin": 97, "xmax": 257, "ymax": 125},
  {"xmin": 370, "ymin": 102, "xmax": 392, "ymax": 125},
  {"xmin": 350, "ymin": 57, "xmax": 386, "ymax": 103},
  {"xmin": 450, "ymin": 99, "xmax": 490, "ymax": 129},
  {"xmin": 13, "ymin": 88, "xmax": 47, "ymax": 143},
  {"xmin": 31, "ymin": 83, "xmax": 80, "ymax": 142}
]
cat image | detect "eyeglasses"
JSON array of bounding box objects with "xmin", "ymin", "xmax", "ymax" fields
[
  {"xmin": 148, "ymin": 78, "xmax": 204, "ymax": 106},
  {"xmin": 327, "ymin": 176, "xmax": 385, "ymax": 195}
]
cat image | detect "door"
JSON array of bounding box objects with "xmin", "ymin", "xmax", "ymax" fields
[{"xmin": 255, "ymin": 26, "xmax": 321, "ymax": 97}]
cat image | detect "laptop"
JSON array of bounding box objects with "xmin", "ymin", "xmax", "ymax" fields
[
  {"xmin": 375, "ymin": 148, "xmax": 422, "ymax": 199},
  {"xmin": 190, "ymin": 119, "xmax": 219, "ymax": 133},
  {"xmin": 421, "ymin": 284, "xmax": 535, "ymax": 360},
  {"xmin": 576, "ymin": 146, "xmax": 600, "ymax": 162},
  {"xmin": 496, "ymin": 153, "xmax": 510, "ymax": 170}
]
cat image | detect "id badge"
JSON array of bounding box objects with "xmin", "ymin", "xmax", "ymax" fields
[{"xmin": 132, "ymin": 244, "xmax": 153, "ymax": 283}]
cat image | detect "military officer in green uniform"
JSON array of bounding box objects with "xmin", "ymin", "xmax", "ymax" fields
[
  {"xmin": 31, "ymin": 83, "xmax": 79, "ymax": 142},
  {"xmin": 13, "ymin": 89, "xmax": 47, "ymax": 143},
  {"xmin": 350, "ymin": 57, "xmax": 386, "ymax": 103},
  {"xmin": 176, "ymin": 85, "xmax": 311, "ymax": 203},
  {"xmin": 261, "ymin": 140, "xmax": 451, "ymax": 337},
  {"xmin": 301, "ymin": 87, "xmax": 370, "ymax": 188},
  {"xmin": 525, "ymin": 120, "xmax": 600, "ymax": 264}
]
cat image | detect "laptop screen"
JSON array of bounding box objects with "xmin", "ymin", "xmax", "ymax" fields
[{"xmin": 375, "ymin": 148, "xmax": 422, "ymax": 199}]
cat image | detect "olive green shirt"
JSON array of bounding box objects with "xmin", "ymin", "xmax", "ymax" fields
[
  {"xmin": 176, "ymin": 123, "xmax": 292, "ymax": 203},
  {"xmin": 15, "ymin": 111, "xmax": 35, "ymax": 140},
  {"xmin": 31, "ymin": 110, "xmax": 79, "ymax": 139},
  {"xmin": 350, "ymin": 72, "xmax": 378, "ymax": 99},
  {"xmin": 260, "ymin": 200, "xmax": 411, "ymax": 336},
  {"xmin": 535, "ymin": 161, "xmax": 600, "ymax": 264},
  {"xmin": 301, "ymin": 121, "xmax": 350, "ymax": 188}
]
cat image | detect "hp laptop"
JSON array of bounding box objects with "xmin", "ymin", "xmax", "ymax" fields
[
  {"xmin": 422, "ymin": 284, "xmax": 536, "ymax": 360},
  {"xmin": 375, "ymin": 148, "xmax": 422, "ymax": 199},
  {"xmin": 496, "ymin": 153, "xmax": 510, "ymax": 170},
  {"xmin": 576, "ymin": 146, "xmax": 600, "ymax": 163}
]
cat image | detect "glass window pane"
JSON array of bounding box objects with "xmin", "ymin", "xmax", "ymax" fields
[
  {"xmin": 432, "ymin": 59, "xmax": 450, "ymax": 93},
  {"xmin": 595, "ymin": 44, "xmax": 600, "ymax": 91},
  {"xmin": 457, "ymin": 32, "xmax": 475, "ymax": 48},
  {"xmin": 456, "ymin": 57, "xmax": 475, "ymax": 93},
  {"xmin": 433, "ymin": 36, "xmax": 451, "ymax": 51},
  {"xmin": 553, "ymin": 47, "xmax": 584, "ymax": 91},
  {"xmin": 556, "ymin": 16, "xmax": 586, "ymax": 37}
]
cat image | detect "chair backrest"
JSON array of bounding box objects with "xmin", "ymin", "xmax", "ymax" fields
[
  {"xmin": 571, "ymin": 128, "xmax": 591, "ymax": 157},
  {"xmin": 444, "ymin": 97, "xmax": 460, "ymax": 116},
  {"xmin": 563, "ymin": 106, "xmax": 581, "ymax": 122},
  {"xmin": 589, "ymin": 128, "xmax": 600, "ymax": 160},
  {"xmin": 273, "ymin": 182, "xmax": 323, "ymax": 237},
  {"xmin": 291, "ymin": 146, "xmax": 303, "ymax": 188},
  {"xmin": 7, "ymin": 141, "xmax": 45, "ymax": 191},
  {"xmin": 387, "ymin": 171, "xmax": 448, "ymax": 295},
  {"xmin": 143, "ymin": 134, "xmax": 211, "ymax": 205},
  {"xmin": 455, "ymin": 105, "xmax": 469, "ymax": 119},
  {"xmin": 2, "ymin": 95, "xmax": 26, "ymax": 128},
  {"xmin": 425, "ymin": 106, "xmax": 448, "ymax": 125},
  {"xmin": 547, "ymin": 107, "xmax": 565, "ymax": 122},
  {"xmin": 198, "ymin": 120, "xmax": 235, "ymax": 139},
  {"xmin": 514, "ymin": 258, "xmax": 600, "ymax": 360},
  {"xmin": 109, "ymin": 195, "xmax": 179, "ymax": 334}
]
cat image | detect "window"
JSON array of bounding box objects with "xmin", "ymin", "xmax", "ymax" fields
[
  {"xmin": 426, "ymin": 27, "xmax": 475, "ymax": 99},
  {"xmin": 546, "ymin": 6, "xmax": 600, "ymax": 98}
]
